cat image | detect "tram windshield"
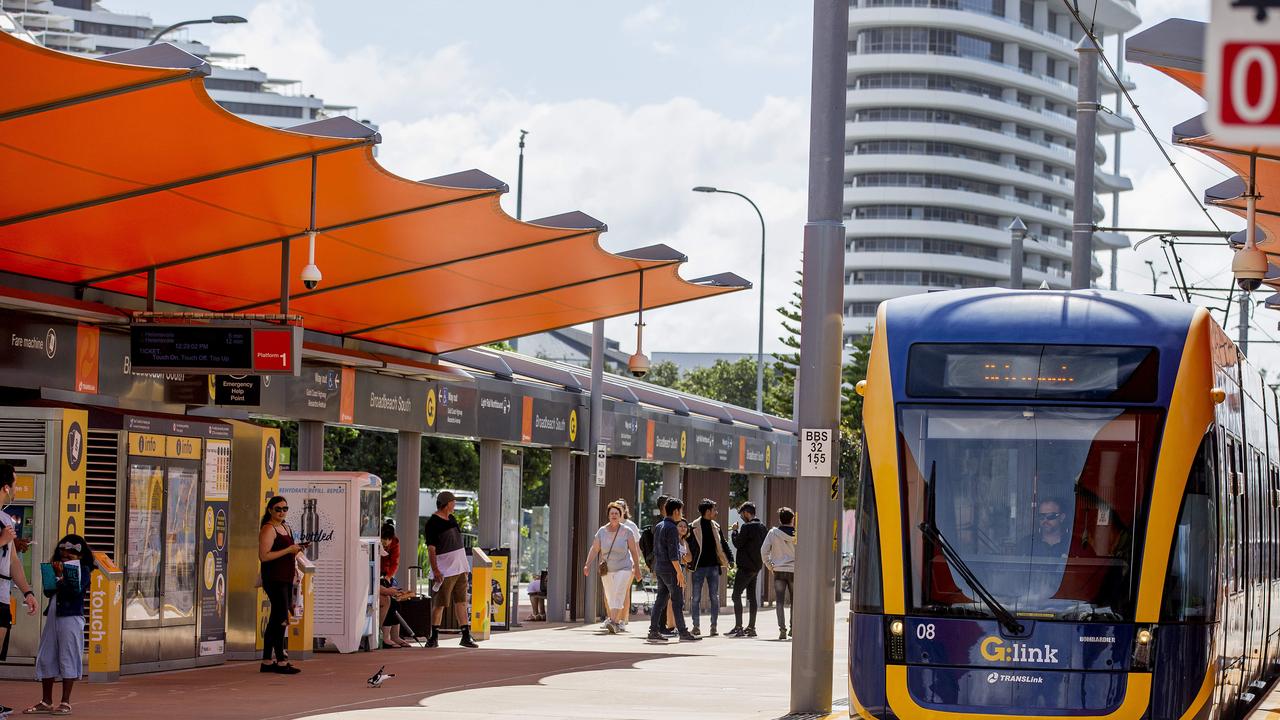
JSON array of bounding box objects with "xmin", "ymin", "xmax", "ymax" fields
[{"xmin": 901, "ymin": 405, "xmax": 1162, "ymax": 622}]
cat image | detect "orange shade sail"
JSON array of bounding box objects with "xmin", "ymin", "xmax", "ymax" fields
[{"xmin": 0, "ymin": 33, "xmax": 746, "ymax": 354}]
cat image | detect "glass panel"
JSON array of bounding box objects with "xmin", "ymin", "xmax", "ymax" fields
[
  {"xmin": 125, "ymin": 463, "xmax": 164, "ymax": 625},
  {"xmin": 853, "ymin": 445, "xmax": 883, "ymax": 613},
  {"xmin": 163, "ymin": 464, "xmax": 199, "ymax": 623},
  {"xmin": 902, "ymin": 405, "xmax": 1161, "ymax": 621},
  {"xmin": 359, "ymin": 488, "xmax": 381, "ymax": 538},
  {"xmin": 1161, "ymin": 433, "xmax": 1218, "ymax": 621}
]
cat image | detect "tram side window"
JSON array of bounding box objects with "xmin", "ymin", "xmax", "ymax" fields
[
  {"xmin": 1161, "ymin": 431, "xmax": 1219, "ymax": 621},
  {"xmin": 1225, "ymin": 436, "xmax": 1239, "ymax": 593},
  {"xmin": 853, "ymin": 442, "xmax": 884, "ymax": 613}
]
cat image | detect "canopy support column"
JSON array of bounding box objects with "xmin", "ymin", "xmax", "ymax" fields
[
  {"xmin": 478, "ymin": 439, "xmax": 502, "ymax": 548},
  {"xmin": 395, "ymin": 431, "xmax": 421, "ymax": 589},
  {"xmin": 297, "ymin": 421, "xmax": 324, "ymax": 472},
  {"xmin": 661, "ymin": 463, "xmax": 681, "ymax": 499},
  {"xmin": 548, "ymin": 447, "xmax": 572, "ymax": 622}
]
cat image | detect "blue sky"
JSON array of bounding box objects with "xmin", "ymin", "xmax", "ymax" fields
[{"xmin": 110, "ymin": 0, "xmax": 1276, "ymax": 364}]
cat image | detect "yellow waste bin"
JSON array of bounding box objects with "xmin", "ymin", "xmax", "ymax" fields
[{"xmin": 469, "ymin": 548, "xmax": 492, "ymax": 641}]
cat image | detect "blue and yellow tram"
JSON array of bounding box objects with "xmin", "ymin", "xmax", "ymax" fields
[{"xmin": 850, "ymin": 288, "xmax": 1280, "ymax": 719}]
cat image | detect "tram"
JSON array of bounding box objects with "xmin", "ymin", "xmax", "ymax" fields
[{"xmin": 849, "ymin": 288, "xmax": 1280, "ymax": 720}]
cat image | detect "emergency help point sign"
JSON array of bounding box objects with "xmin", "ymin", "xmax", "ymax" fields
[{"xmin": 1206, "ymin": 0, "xmax": 1280, "ymax": 144}]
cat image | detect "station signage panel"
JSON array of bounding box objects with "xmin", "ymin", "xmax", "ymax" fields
[
  {"xmin": 611, "ymin": 413, "xmax": 644, "ymax": 456},
  {"xmin": 1207, "ymin": 0, "xmax": 1280, "ymax": 143},
  {"xmin": 522, "ymin": 397, "xmax": 584, "ymax": 449},
  {"xmin": 650, "ymin": 422, "xmax": 686, "ymax": 463},
  {"xmin": 353, "ymin": 372, "xmax": 423, "ymax": 432},
  {"xmin": 431, "ymin": 382, "xmax": 478, "ymax": 437},
  {"xmin": 129, "ymin": 324, "xmax": 301, "ymax": 376}
]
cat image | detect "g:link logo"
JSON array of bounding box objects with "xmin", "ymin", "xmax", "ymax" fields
[{"xmin": 979, "ymin": 636, "xmax": 1060, "ymax": 664}]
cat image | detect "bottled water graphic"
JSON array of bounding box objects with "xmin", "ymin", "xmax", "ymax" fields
[{"xmin": 301, "ymin": 498, "xmax": 320, "ymax": 561}]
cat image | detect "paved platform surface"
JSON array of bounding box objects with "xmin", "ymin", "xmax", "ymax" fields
[{"xmin": 0, "ymin": 603, "xmax": 849, "ymax": 720}]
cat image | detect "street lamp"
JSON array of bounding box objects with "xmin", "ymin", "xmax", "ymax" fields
[
  {"xmin": 148, "ymin": 15, "xmax": 247, "ymax": 45},
  {"xmin": 693, "ymin": 185, "xmax": 766, "ymax": 413}
]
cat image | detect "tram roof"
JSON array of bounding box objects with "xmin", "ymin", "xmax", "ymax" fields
[
  {"xmin": 1127, "ymin": 19, "xmax": 1280, "ymax": 301},
  {"xmin": 0, "ymin": 34, "xmax": 747, "ymax": 356},
  {"xmin": 881, "ymin": 288, "xmax": 1200, "ymax": 350}
]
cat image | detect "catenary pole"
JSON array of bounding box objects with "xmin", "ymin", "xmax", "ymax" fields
[
  {"xmin": 1071, "ymin": 40, "xmax": 1099, "ymax": 290},
  {"xmin": 584, "ymin": 319, "xmax": 604, "ymax": 623},
  {"xmin": 791, "ymin": 0, "xmax": 848, "ymax": 713}
]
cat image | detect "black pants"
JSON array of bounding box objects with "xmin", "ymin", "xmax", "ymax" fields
[
  {"xmin": 732, "ymin": 568, "xmax": 759, "ymax": 629},
  {"xmin": 649, "ymin": 569, "xmax": 687, "ymax": 634},
  {"xmin": 774, "ymin": 571, "xmax": 794, "ymax": 631},
  {"xmin": 263, "ymin": 580, "xmax": 291, "ymax": 662}
]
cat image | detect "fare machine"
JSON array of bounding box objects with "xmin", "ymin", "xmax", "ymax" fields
[
  {"xmin": 0, "ymin": 406, "xmax": 90, "ymax": 675},
  {"xmin": 278, "ymin": 472, "xmax": 381, "ymax": 653}
]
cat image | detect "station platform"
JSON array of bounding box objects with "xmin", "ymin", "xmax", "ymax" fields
[{"xmin": 0, "ymin": 603, "xmax": 849, "ymax": 720}]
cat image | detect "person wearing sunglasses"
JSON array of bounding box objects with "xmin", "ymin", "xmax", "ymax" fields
[
  {"xmin": 258, "ymin": 496, "xmax": 305, "ymax": 674},
  {"xmin": 25, "ymin": 534, "xmax": 95, "ymax": 716},
  {"xmin": 1032, "ymin": 499, "xmax": 1070, "ymax": 559}
]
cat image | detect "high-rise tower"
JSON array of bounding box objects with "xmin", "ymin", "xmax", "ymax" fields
[{"xmin": 843, "ymin": 0, "xmax": 1140, "ymax": 339}]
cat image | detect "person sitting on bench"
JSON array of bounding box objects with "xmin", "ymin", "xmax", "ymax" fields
[{"xmin": 528, "ymin": 570, "xmax": 548, "ymax": 621}]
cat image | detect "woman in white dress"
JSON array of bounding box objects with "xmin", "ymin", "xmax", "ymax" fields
[{"xmin": 583, "ymin": 501, "xmax": 643, "ymax": 633}]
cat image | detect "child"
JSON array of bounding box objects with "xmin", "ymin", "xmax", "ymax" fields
[{"xmin": 25, "ymin": 534, "xmax": 94, "ymax": 716}]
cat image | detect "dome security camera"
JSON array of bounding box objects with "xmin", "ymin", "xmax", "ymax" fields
[
  {"xmin": 1233, "ymin": 245, "xmax": 1268, "ymax": 293},
  {"xmin": 628, "ymin": 352, "xmax": 651, "ymax": 378},
  {"xmin": 301, "ymin": 263, "xmax": 322, "ymax": 291}
]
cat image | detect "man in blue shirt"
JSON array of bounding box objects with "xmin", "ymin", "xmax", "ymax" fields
[{"xmin": 647, "ymin": 498, "xmax": 701, "ymax": 643}]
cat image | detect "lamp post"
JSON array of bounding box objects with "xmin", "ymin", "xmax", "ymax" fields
[
  {"xmin": 1007, "ymin": 217, "xmax": 1027, "ymax": 290},
  {"xmin": 149, "ymin": 15, "xmax": 247, "ymax": 45},
  {"xmin": 693, "ymin": 186, "xmax": 766, "ymax": 413},
  {"xmin": 1143, "ymin": 260, "xmax": 1168, "ymax": 294}
]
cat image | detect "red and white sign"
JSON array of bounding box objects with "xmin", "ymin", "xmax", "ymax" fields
[
  {"xmin": 1206, "ymin": 0, "xmax": 1280, "ymax": 144},
  {"xmin": 251, "ymin": 327, "xmax": 298, "ymax": 374}
]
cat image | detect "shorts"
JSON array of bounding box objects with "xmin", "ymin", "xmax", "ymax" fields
[
  {"xmin": 437, "ymin": 573, "xmax": 467, "ymax": 606},
  {"xmin": 0, "ymin": 602, "xmax": 12, "ymax": 661}
]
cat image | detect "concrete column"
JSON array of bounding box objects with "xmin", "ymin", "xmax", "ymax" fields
[
  {"xmin": 661, "ymin": 463, "xmax": 681, "ymax": 499},
  {"xmin": 478, "ymin": 439, "xmax": 502, "ymax": 548},
  {"xmin": 395, "ymin": 431, "xmax": 421, "ymax": 589},
  {"xmin": 584, "ymin": 320, "xmax": 605, "ymax": 624},
  {"xmin": 297, "ymin": 420, "xmax": 324, "ymax": 471},
  {"xmin": 748, "ymin": 474, "xmax": 767, "ymax": 605},
  {"xmin": 548, "ymin": 448, "xmax": 573, "ymax": 622}
]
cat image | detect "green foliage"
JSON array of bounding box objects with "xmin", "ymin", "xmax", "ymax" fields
[
  {"xmin": 455, "ymin": 500, "xmax": 479, "ymax": 534},
  {"xmin": 522, "ymin": 448, "xmax": 551, "ymax": 507},
  {"xmin": 487, "ymin": 341, "xmax": 515, "ymax": 352},
  {"xmin": 640, "ymin": 360, "xmax": 681, "ymax": 389}
]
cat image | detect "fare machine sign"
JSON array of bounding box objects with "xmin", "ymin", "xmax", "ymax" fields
[
  {"xmin": 130, "ymin": 324, "xmax": 302, "ymax": 375},
  {"xmin": 1207, "ymin": 0, "xmax": 1280, "ymax": 143}
]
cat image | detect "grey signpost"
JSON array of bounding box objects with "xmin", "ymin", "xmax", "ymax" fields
[
  {"xmin": 1071, "ymin": 40, "xmax": 1100, "ymax": 290},
  {"xmin": 791, "ymin": 0, "xmax": 849, "ymax": 713},
  {"xmin": 584, "ymin": 319, "xmax": 605, "ymax": 623}
]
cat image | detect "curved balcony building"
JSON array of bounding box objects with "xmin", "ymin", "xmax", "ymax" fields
[{"xmin": 843, "ymin": 0, "xmax": 1140, "ymax": 339}]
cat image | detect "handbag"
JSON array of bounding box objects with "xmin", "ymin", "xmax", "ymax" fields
[{"xmin": 599, "ymin": 528, "xmax": 620, "ymax": 575}]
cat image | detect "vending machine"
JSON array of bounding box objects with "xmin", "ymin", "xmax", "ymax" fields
[{"xmin": 278, "ymin": 472, "xmax": 381, "ymax": 653}]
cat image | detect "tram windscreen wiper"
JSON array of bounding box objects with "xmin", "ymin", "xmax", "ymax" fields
[{"xmin": 919, "ymin": 464, "xmax": 1025, "ymax": 634}]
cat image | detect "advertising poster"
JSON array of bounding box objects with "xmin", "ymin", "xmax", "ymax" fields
[
  {"xmin": 199, "ymin": 438, "xmax": 231, "ymax": 656},
  {"xmin": 486, "ymin": 548, "xmax": 510, "ymax": 631},
  {"xmin": 282, "ymin": 482, "xmax": 348, "ymax": 640}
]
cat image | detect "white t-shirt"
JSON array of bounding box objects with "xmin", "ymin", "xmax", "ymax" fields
[{"xmin": 0, "ymin": 512, "xmax": 15, "ymax": 603}]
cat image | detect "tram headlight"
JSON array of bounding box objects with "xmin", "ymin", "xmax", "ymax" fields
[
  {"xmin": 1132, "ymin": 626, "xmax": 1155, "ymax": 670},
  {"xmin": 890, "ymin": 620, "xmax": 904, "ymax": 636}
]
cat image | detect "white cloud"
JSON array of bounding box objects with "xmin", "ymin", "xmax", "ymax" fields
[{"xmin": 213, "ymin": 0, "xmax": 808, "ymax": 354}]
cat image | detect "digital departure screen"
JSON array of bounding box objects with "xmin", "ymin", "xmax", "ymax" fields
[{"xmin": 907, "ymin": 344, "xmax": 1158, "ymax": 401}]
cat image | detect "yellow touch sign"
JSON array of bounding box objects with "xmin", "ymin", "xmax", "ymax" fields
[
  {"xmin": 426, "ymin": 387, "xmax": 437, "ymax": 428},
  {"xmin": 568, "ymin": 409, "xmax": 578, "ymax": 443}
]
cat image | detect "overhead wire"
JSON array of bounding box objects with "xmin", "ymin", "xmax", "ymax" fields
[{"xmin": 1064, "ymin": 1, "xmax": 1223, "ymax": 235}]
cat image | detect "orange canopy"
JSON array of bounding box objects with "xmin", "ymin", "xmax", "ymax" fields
[
  {"xmin": 1127, "ymin": 19, "xmax": 1280, "ymax": 259},
  {"xmin": 0, "ymin": 33, "xmax": 746, "ymax": 354}
]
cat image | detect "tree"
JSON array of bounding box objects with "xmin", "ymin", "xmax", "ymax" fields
[
  {"xmin": 678, "ymin": 358, "xmax": 777, "ymax": 410},
  {"xmin": 637, "ymin": 360, "xmax": 680, "ymax": 389}
]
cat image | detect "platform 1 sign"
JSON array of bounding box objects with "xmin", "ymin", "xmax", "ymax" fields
[
  {"xmin": 1206, "ymin": 0, "xmax": 1280, "ymax": 144},
  {"xmin": 130, "ymin": 324, "xmax": 301, "ymax": 376},
  {"xmin": 800, "ymin": 428, "xmax": 833, "ymax": 477}
]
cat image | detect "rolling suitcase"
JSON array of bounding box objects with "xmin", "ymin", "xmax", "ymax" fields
[{"xmin": 397, "ymin": 565, "xmax": 433, "ymax": 641}]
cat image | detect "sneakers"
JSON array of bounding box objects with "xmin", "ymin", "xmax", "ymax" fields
[
  {"xmin": 725, "ymin": 627, "xmax": 744, "ymax": 638},
  {"xmin": 660, "ymin": 629, "xmax": 677, "ymax": 637},
  {"xmin": 647, "ymin": 630, "xmax": 668, "ymax": 642},
  {"xmin": 691, "ymin": 626, "xmax": 701, "ymax": 636},
  {"xmin": 605, "ymin": 621, "xmax": 618, "ymax": 634},
  {"xmin": 460, "ymin": 636, "xmax": 479, "ymax": 648},
  {"xmin": 709, "ymin": 626, "xmax": 719, "ymax": 637},
  {"xmin": 779, "ymin": 629, "xmax": 788, "ymax": 641},
  {"xmin": 261, "ymin": 662, "xmax": 300, "ymax": 674},
  {"xmin": 678, "ymin": 631, "xmax": 702, "ymax": 642},
  {"xmin": 744, "ymin": 627, "xmax": 757, "ymax": 638}
]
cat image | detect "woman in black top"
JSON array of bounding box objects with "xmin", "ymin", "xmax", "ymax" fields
[{"xmin": 258, "ymin": 496, "xmax": 304, "ymax": 674}]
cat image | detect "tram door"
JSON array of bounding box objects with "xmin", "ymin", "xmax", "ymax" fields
[{"xmin": 1218, "ymin": 434, "xmax": 1246, "ymax": 714}]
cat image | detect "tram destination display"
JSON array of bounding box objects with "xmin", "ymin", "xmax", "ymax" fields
[
  {"xmin": 130, "ymin": 324, "xmax": 301, "ymax": 375},
  {"xmin": 907, "ymin": 343, "xmax": 1158, "ymax": 401}
]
